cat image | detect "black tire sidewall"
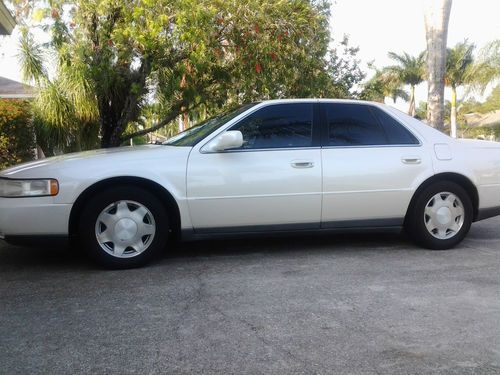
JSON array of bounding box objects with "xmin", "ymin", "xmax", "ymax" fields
[
  {"xmin": 79, "ymin": 186, "xmax": 169, "ymax": 269},
  {"xmin": 407, "ymin": 181, "xmax": 473, "ymax": 250}
]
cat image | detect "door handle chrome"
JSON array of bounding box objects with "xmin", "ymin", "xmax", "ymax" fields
[
  {"xmin": 402, "ymin": 157, "xmax": 421, "ymax": 164},
  {"xmin": 291, "ymin": 161, "xmax": 314, "ymax": 168}
]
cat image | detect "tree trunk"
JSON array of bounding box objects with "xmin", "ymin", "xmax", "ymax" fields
[
  {"xmin": 450, "ymin": 85, "xmax": 457, "ymax": 138},
  {"xmin": 178, "ymin": 115, "xmax": 184, "ymax": 133},
  {"xmin": 100, "ymin": 113, "xmax": 115, "ymax": 148},
  {"xmin": 424, "ymin": 0, "xmax": 452, "ymax": 131},
  {"xmin": 183, "ymin": 110, "xmax": 189, "ymax": 130},
  {"xmin": 408, "ymin": 85, "xmax": 416, "ymax": 117},
  {"xmin": 100, "ymin": 108, "xmax": 123, "ymax": 148}
]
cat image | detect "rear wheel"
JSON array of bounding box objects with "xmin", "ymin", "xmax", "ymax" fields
[
  {"xmin": 406, "ymin": 181, "xmax": 473, "ymax": 249},
  {"xmin": 79, "ymin": 186, "xmax": 168, "ymax": 269}
]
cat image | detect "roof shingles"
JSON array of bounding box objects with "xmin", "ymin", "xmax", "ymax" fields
[{"xmin": 0, "ymin": 76, "xmax": 35, "ymax": 99}]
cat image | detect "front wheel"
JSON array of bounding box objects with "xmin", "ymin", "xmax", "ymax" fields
[
  {"xmin": 405, "ymin": 181, "xmax": 473, "ymax": 250},
  {"xmin": 79, "ymin": 186, "xmax": 169, "ymax": 269}
]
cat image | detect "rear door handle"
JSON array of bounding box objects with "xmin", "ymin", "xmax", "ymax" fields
[
  {"xmin": 402, "ymin": 156, "xmax": 421, "ymax": 164},
  {"xmin": 291, "ymin": 160, "xmax": 314, "ymax": 168}
]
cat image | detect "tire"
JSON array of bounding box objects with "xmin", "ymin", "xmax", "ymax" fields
[
  {"xmin": 79, "ymin": 186, "xmax": 169, "ymax": 269},
  {"xmin": 405, "ymin": 181, "xmax": 473, "ymax": 250}
]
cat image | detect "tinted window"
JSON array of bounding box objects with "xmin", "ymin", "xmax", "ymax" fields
[
  {"xmin": 372, "ymin": 107, "xmax": 420, "ymax": 145},
  {"xmin": 230, "ymin": 103, "xmax": 313, "ymax": 149},
  {"xmin": 326, "ymin": 104, "xmax": 387, "ymax": 146}
]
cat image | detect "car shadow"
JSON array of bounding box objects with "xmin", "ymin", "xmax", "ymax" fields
[
  {"xmin": 165, "ymin": 231, "xmax": 416, "ymax": 259},
  {"xmin": 0, "ymin": 241, "xmax": 93, "ymax": 271},
  {"xmin": 2, "ymin": 217, "xmax": 499, "ymax": 270},
  {"xmin": 0, "ymin": 231, "xmax": 417, "ymax": 271}
]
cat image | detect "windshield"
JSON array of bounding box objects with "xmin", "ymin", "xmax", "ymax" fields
[{"xmin": 163, "ymin": 103, "xmax": 258, "ymax": 147}]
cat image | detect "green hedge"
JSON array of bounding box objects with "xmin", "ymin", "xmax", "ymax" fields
[{"xmin": 0, "ymin": 99, "xmax": 36, "ymax": 170}]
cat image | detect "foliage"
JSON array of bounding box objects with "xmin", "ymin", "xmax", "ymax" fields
[
  {"xmin": 445, "ymin": 40, "xmax": 475, "ymax": 137},
  {"xmin": 415, "ymin": 101, "xmax": 427, "ymax": 120},
  {"xmin": 386, "ymin": 52, "xmax": 426, "ymax": 88},
  {"xmin": 360, "ymin": 69, "xmax": 408, "ymax": 103},
  {"xmin": 445, "ymin": 40, "xmax": 475, "ymax": 90},
  {"xmin": 473, "ymin": 40, "xmax": 500, "ymax": 92},
  {"xmin": 460, "ymin": 85, "xmax": 500, "ymax": 114},
  {"xmin": 461, "ymin": 123, "xmax": 500, "ymax": 140},
  {"xmin": 361, "ymin": 52, "xmax": 423, "ymax": 114},
  {"xmin": 15, "ymin": 0, "xmax": 364, "ymax": 148},
  {"xmin": 477, "ymin": 85, "xmax": 500, "ymax": 113},
  {"xmin": 325, "ymin": 35, "xmax": 366, "ymax": 98},
  {"xmin": 0, "ymin": 99, "xmax": 35, "ymax": 169},
  {"xmin": 385, "ymin": 51, "xmax": 425, "ymax": 116},
  {"xmin": 17, "ymin": 26, "xmax": 100, "ymax": 154}
]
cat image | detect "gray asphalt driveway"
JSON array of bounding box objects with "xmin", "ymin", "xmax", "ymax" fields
[{"xmin": 1, "ymin": 218, "xmax": 499, "ymax": 374}]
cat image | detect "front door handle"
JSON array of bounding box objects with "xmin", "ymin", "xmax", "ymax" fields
[
  {"xmin": 402, "ymin": 156, "xmax": 421, "ymax": 164},
  {"xmin": 291, "ymin": 160, "xmax": 314, "ymax": 168}
]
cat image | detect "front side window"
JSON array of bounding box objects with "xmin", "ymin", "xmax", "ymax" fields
[
  {"xmin": 326, "ymin": 103, "xmax": 388, "ymax": 146},
  {"xmin": 164, "ymin": 103, "xmax": 257, "ymax": 147},
  {"xmin": 229, "ymin": 103, "xmax": 314, "ymax": 149}
]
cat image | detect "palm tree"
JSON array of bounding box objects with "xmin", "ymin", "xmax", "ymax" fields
[
  {"xmin": 380, "ymin": 70, "xmax": 410, "ymax": 104},
  {"xmin": 424, "ymin": 0, "xmax": 453, "ymax": 131},
  {"xmin": 445, "ymin": 40, "xmax": 475, "ymax": 138},
  {"xmin": 386, "ymin": 52, "xmax": 425, "ymax": 116},
  {"xmin": 472, "ymin": 40, "xmax": 500, "ymax": 93},
  {"xmin": 17, "ymin": 31, "xmax": 99, "ymax": 154},
  {"xmin": 360, "ymin": 70, "xmax": 409, "ymax": 104}
]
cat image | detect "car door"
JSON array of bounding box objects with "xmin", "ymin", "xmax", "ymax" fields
[
  {"xmin": 320, "ymin": 102, "xmax": 433, "ymax": 228},
  {"xmin": 186, "ymin": 102, "xmax": 322, "ymax": 233}
]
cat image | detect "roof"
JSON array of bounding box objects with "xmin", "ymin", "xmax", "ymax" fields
[
  {"xmin": 0, "ymin": 76, "xmax": 36, "ymax": 99},
  {"xmin": 260, "ymin": 98, "xmax": 379, "ymax": 105},
  {"xmin": 0, "ymin": 1, "xmax": 15, "ymax": 35}
]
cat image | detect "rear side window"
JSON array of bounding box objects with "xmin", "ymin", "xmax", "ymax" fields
[
  {"xmin": 230, "ymin": 103, "xmax": 313, "ymax": 149},
  {"xmin": 372, "ymin": 108, "xmax": 420, "ymax": 145},
  {"xmin": 326, "ymin": 104, "xmax": 387, "ymax": 146}
]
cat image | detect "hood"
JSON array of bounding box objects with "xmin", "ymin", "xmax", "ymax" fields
[{"xmin": 0, "ymin": 145, "xmax": 190, "ymax": 179}]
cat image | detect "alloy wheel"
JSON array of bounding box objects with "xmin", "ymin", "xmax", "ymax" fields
[
  {"xmin": 95, "ymin": 200, "xmax": 156, "ymax": 258},
  {"xmin": 423, "ymin": 192, "xmax": 465, "ymax": 240}
]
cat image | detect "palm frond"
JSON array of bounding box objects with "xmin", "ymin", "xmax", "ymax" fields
[
  {"xmin": 58, "ymin": 62, "xmax": 99, "ymax": 122},
  {"xmin": 17, "ymin": 31, "xmax": 47, "ymax": 84},
  {"xmin": 470, "ymin": 40, "xmax": 500, "ymax": 93},
  {"xmin": 34, "ymin": 80, "xmax": 75, "ymax": 129},
  {"xmin": 445, "ymin": 40, "xmax": 475, "ymax": 88},
  {"xmin": 386, "ymin": 51, "xmax": 425, "ymax": 87}
]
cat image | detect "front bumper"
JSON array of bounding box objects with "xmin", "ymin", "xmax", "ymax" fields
[{"xmin": 0, "ymin": 197, "xmax": 72, "ymax": 237}]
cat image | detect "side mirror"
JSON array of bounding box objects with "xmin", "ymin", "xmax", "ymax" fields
[{"xmin": 204, "ymin": 131, "xmax": 243, "ymax": 152}]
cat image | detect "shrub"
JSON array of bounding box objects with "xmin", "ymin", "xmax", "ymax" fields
[
  {"xmin": 0, "ymin": 99, "xmax": 36, "ymax": 169},
  {"xmin": 460, "ymin": 123, "xmax": 500, "ymax": 140}
]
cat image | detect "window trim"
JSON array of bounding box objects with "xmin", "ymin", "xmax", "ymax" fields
[
  {"xmin": 217, "ymin": 146, "xmax": 322, "ymax": 154},
  {"xmin": 200, "ymin": 102, "xmax": 321, "ymax": 154},
  {"xmin": 319, "ymin": 103, "xmax": 422, "ymax": 148}
]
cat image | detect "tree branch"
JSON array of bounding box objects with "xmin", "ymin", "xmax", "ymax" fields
[{"xmin": 119, "ymin": 101, "xmax": 202, "ymax": 143}]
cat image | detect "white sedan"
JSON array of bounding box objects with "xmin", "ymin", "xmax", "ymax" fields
[{"xmin": 1, "ymin": 99, "xmax": 500, "ymax": 268}]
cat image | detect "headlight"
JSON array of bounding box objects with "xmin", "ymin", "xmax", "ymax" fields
[{"xmin": 0, "ymin": 178, "xmax": 59, "ymax": 197}]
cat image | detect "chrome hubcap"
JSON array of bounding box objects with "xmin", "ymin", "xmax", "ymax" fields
[
  {"xmin": 95, "ymin": 200, "xmax": 156, "ymax": 258},
  {"xmin": 424, "ymin": 192, "xmax": 464, "ymax": 240}
]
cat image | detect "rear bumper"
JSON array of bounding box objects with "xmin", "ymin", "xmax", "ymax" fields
[{"xmin": 0, "ymin": 197, "xmax": 72, "ymax": 237}]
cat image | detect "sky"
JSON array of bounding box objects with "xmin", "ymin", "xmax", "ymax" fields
[
  {"xmin": 1, "ymin": 0, "xmax": 499, "ymax": 109},
  {"xmin": 330, "ymin": 0, "xmax": 500, "ymax": 109}
]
